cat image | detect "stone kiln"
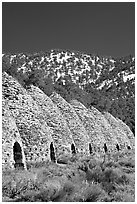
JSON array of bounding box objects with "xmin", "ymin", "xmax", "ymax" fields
[{"xmin": 2, "ymin": 72, "xmax": 134, "ymax": 170}]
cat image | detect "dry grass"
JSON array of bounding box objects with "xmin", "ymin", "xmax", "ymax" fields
[{"xmin": 2, "ymin": 150, "xmax": 135, "ymax": 202}]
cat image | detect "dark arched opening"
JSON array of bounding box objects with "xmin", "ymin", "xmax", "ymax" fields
[
  {"xmin": 89, "ymin": 143, "xmax": 92, "ymax": 154},
  {"xmin": 104, "ymin": 143, "xmax": 108, "ymax": 153},
  {"xmin": 116, "ymin": 144, "xmax": 120, "ymax": 151},
  {"xmin": 127, "ymin": 145, "xmax": 131, "ymax": 150},
  {"xmin": 50, "ymin": 142, "xmax": 56, "ymax": 162},
  {"xmin": 71, "ymin": 143, "xmax": 76, "ymax": 154},
  {"xmin": 13, "ymin": 142, "xmax": 24, "ymax": 169}
]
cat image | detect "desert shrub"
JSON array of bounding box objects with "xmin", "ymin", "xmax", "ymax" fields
[
  {"xmin": 84, "ymin": 184, "xmax": 108, "ymax": 202},
  {"xmin": 101, "ymin": 167, "xmax": 122, "ymax": 183},
  {"xmin": 111, "ymin": 190, "xmax": 135, "ymax": 202},
  {"xmin": 100, "ymin": 167, "xmax": 130, "ymax": 194},
  {"xmin": 14, "ymin": 181, "xmax": 62, "ymax": 202},
  {"xmin": 77, "ymin": 154, "xmax": 92, "ymax": 163},
  {"xmin": 52, "ymin": 180, "xmax": 75, "ymax": 202},
  {"xmin": 88, "ymin": 158, "xmax": 101, "ymax": 169},
  {"xmin": 122, "ymin": 167, "xmax": 135, "ymax": 174},
  {"xmin": 86, "ymin": 166, "xmax": 103, "ymax": 183},
  {"xmin": 116, "ymin": 173, "xmax": 130, "ymax": 185},
  {"xmin": 57, "ymin": 154, "xmax": 72, "ymax": 164},
  {"xmin": 77, "ymin": 161, "xmax": 88, "ymax": 172},
  {"xmin": 33, "ymin": 169, "xmax": 52, "ymax": 183},
  {"xmin": 15, "ymin": 189, "xmax": 50, "ymax": 202},
  {"xmin": 77, "ymin": 160, "xmax": 103, "ymax": 184},
  {"xmin": 69, "ymin": 154, "xmax": 78, "ymax": 163},
  {"xmin": 118, "ymin": 159, "xmax": 135, "ymax": 169},
  {"xmin": 2, "ymin": 170, "xmax": 37, "ymax": 199},
  {"xmin": 26, "ymin": 160, "xmax": 49, "ymax": 169},
  {"xmin": 104, "ymin": 160, "xmax": 120, "ymax": 168},
  {"xmin": 2, "ymin": 168, "xmax": 74, "ymax": 202},
  {"xmin": 62, "ymin": 180, "xmax": 75, "ymax": 195},
  {"xmin": 26, "ymin": 177, "xmax": 74, "ymax": 202},
  {"xmin": 2, "ymin": 196, "xmax": 17, "ymax": 202},
  {"xmin": 34, "ymin": 166, "xmax": 60, "ymax": 180},
  {"xmin": 117, "ymin": 154, "xmax": 135, "ymax": 174},
  {"xmin": 72, "ymin": 183, "xmax": 108, "ymax": 202},
  {"xmin": 83, "ymin": 185, "xmax": 102, "ymax": 201},
  {"xmin": 2, "ymin": 151, "xmax": 135, "ymax": 202}
]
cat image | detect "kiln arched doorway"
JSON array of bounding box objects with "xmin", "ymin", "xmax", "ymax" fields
[
  {"xmin": 13, "ymin": 141, "xmax": 24, "ymax": 169},
  {"xmin": 89, "ymin": 143, "xmax": 92, "ymax": 154},
  {"xmin": 50, "ymin": 142, "xmax": 56, "ymax": 163},
  {"xmin": 127, "ymin": 145, "xmax": 131, "ymax": 150},
  {"xmin": 71, "ymin": 143, "xmax": 76, "ymax": 154},
  {"xmin": 116, "ymin": 143, "xmax": 120, "ymax": 151}
]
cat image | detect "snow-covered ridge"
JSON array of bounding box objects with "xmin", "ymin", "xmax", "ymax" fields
[{"xmin": 2, "ymin": 49, "xmax": 135, "ymax": 92}]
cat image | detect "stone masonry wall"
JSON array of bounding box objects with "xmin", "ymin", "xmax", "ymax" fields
[
  {"xmin": 2, "ymin": 72, "xmax": 53, "ymax": 163},
  {"xmin": 27, "ymin": 85, "xmax": 74, "ymax": 156},
  {"xmin": 2, "ymin": 98, "xmax": 27, "ymax": 170},
  {"xmin": 50, "ymin": 92, "xmax": 90, "ymax": 154},
  {"xmin": 89, "ymin": 106, "xmax": 119, "ymax": 152},
  {"xmin": 104, "ymin": 112, "xmax": 134, "ymax": 148},
  {"xmin": 116, "ymin": 118, "xmax": 135, "ymax": 148},
  {"xmin": 70, "ymin": 100, "xmax": 107, "ymax": 154},
  {"xmin": 2, "ymin": 72, "xmax": 134, "ymax": 170}
]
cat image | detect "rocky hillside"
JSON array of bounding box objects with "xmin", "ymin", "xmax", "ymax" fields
[
  {"xmin": 2, "ymin": 49, "xmax": 135, "ymax": 170},
  {"xmin": 2, "ymin": 49, "xmax": 135, "ymax": 134}
]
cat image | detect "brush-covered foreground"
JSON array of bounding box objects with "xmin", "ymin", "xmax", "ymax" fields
[{"xmin": 2, "ymin": 150, "xmax": 135, "ymax": 202}]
